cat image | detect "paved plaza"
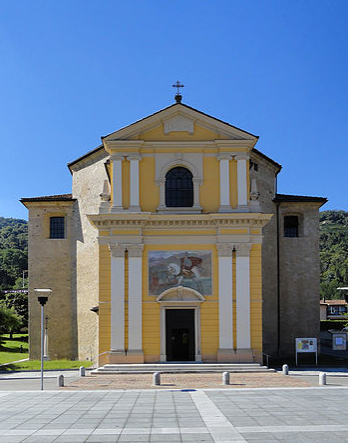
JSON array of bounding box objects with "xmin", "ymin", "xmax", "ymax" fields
[{"xmin": 0, "ymin": 386, "xmax": 347, "ymax": 443}]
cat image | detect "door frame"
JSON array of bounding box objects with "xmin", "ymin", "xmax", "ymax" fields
[{"xmin": 160, "ymin": 305, "xmax": 202, "ymax": 362}]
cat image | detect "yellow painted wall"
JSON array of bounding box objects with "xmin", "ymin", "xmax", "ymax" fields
[
  {"xmin": 250, "ymin": 244, "xmax": 262, "ymax": 352},
  {"xmin": 139, "ymin": 157, "xmax": 159, "ymax": 211},
  {"xmin": 201, "ymin": 157, "xmax": 220, "ymax": 212},
  {"xmin": 201, "ymin": 302, "xmax": 219, "ymax": 360},
  {"xmin": 140, "ymin": 123, "xmax": 219, "ymax": 141}
]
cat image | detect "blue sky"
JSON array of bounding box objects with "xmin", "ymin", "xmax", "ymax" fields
[{"xmin": 0, "ymin": 0, "xmax": 347, "ymax": 219}]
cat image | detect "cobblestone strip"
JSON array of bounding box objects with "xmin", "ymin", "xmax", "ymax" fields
[{"xmin": 190, "ymin": 390, "xmax": 247, "ymax": 443}]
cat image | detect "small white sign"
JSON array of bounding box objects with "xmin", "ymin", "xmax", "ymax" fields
[{"xmin": 295, "ymin": 338, "xmax": 317, "ymax": 353}]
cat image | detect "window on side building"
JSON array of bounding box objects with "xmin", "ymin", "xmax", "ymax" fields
[
  {"xmin": 165, "ymin": 167, "xmax": 194, "ymax": 207},
  {"xmin": 50, "ymin": 216, "xmax": 65, "ymax": 239},
  {"xmin": 284, "ymin": 215, "xmax": 299, "ymax": 237}
]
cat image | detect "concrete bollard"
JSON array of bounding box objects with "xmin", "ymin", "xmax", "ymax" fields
[
  {"xmin": 319, "ymin": 372, "xmax": 326, "ymax": 386},
  {"xmin": 282, "ymin": 364, "xmax": 289, "ymax": 375},
  {"xmin": 57, "ymin": 374, "xmax": 64, "ymax": 387},
  {"xmin": 79, "ymin": 366, "xmax": 86, "ymax": 377},
  {"xmin": 222, "ymin": 371, "xmax": 230, "ymax": 385},
  {"xmin": 153, "ymin": 372, "xmax": 161, "ymax": 386}
]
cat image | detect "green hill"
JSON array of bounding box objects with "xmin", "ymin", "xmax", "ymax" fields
[
  {"xmin": 0, "ymin": 217, "xmax": 28, "ymax": 290},
  {"xmin": 319, "ymin": 210, "xmax": 348, "ymax": 300}
]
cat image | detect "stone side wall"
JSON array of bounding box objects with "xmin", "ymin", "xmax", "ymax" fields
[
  {"xmin": 278, "ymin": 202, "xmax": 321, "ymax": 356},
  {"xmin": 27, "ymin": 202, "xmax": 75, "ymax": 359},
  {"xmin": 71, "ymin": 152, "xmax": 109, "ymax": 361},
  {"xmin": 250, "ymin": 155, "xmax": 279, "ymax": 357}
]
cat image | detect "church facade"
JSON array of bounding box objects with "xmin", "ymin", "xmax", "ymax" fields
[{"xmin": 22, "ymin": 100, "xmax": 326, "ymax": 365}]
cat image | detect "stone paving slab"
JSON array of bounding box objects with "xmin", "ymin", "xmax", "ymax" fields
[
  {"xmin": 62, "ymin": 372, "xmax": 312, "ymax": 390},
  {"xmin": 0, "ymin": 387, "xmax": 347, "ymax": 442}
]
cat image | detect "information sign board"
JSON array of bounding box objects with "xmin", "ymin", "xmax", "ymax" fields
[{"xmin": 295, "ymin": 338, "xmax": 317, "ymax": 365}]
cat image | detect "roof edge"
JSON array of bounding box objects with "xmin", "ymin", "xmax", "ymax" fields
[
  {"xmin": 274, "ymin": 193, "xmax": 328, "ymax": 204},
  {"xmin": 21, "ymin": 194, "xmax": 75, "ymax": 203}
]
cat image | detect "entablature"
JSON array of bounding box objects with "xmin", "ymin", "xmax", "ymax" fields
[{"xmin": 89, "ymin": 212, "xmax": 273, "ymax": 232}]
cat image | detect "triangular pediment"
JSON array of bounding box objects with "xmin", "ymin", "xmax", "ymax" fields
[{"xmin": 102, "ymin": 103, "xmax": 258, "ymax": 142}]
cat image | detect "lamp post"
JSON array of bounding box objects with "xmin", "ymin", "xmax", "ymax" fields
[{"xmin": 34, "ymin": 289, "xmax": 52, "ymax": 390}]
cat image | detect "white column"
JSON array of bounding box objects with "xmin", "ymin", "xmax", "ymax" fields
[
  {"xmin": 109, "ymin": 243, "xmax": 126, "ymax": 353},
  {"xmin": 234, "ymin": 154, "xmax": 249, "ymax": 210},
  {"xmin": 127, "ymin": 244, "xmax": 144, "ymax": 356},
  {"xmin": 235, "ymin": 243, "xmax": 252, "ymax": 350},
  {"xmin": 217, "ymin": 154, "xmax": 232, "ymax": 212},
  {"xmin": 111, "ymin": 155, "xmax": 124, "ymax": 212},
  {"xmin": 217, "ymin": 243, "xmax": 234, "ymax": 355},
  {"xmin": 127, "ymin": 155, "xmax": 141, "ymax": 212}
]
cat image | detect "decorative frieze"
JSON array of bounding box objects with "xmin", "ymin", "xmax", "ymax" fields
[{"xmin": 90, "ymin": 215, "xmax": 272, "ymax": 230}]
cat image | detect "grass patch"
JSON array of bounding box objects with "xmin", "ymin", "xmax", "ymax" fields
[
  {"xmin": 1, "ymin": 359, "xmax": 93, "ymax": 371},
  {"xmin": 0, "ymin": 334, "xmax": 28, "ymax": 364}
]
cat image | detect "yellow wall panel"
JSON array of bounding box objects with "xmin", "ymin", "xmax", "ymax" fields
[
  {"xmin": 140, "ymin": 157, "xmax": 159, "ymax": 211},
  {"xmin": 140, "ymin": 123, "xmax": 219, "ymax": 141},
  {"xmin": 201, "ymin": 302, "xmax": 219, "ymax": 356},
  {"xmin": 201, "ymin": 157, "xmax": 220, "ymax": 212}
]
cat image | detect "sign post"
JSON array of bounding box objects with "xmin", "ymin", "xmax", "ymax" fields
[{"xmin": 295, "ymin": 338, "xmax": 317, "ymax": 366}]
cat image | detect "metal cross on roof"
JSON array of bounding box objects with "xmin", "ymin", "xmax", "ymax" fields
[
  {"xmin": 172, "ymin": 81, "xmax": 184, "ymax": 94},
  {"xmin": 172, "ymin": 81, "xmax": 184, "ymax": 103}
]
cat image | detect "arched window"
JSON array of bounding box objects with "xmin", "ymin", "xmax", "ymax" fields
[{"xmin": 165, "ymin": 167, "xmax": 193, "ymax": 207}]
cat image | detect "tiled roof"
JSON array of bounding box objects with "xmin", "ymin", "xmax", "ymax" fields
[
  {"xmin": 21, "ymin": 194, "xmax": 75, "ymax": 202},
  {"xmin": 320, "ymin": 300, "xmax": 347, "ymax": 305},
  {"xmin": 274, "ymin": 194, "xmax": 327, "ymax": 203}
]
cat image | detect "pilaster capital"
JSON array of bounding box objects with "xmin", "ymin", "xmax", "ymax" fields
[
  {"xmin": 234, "ymin": 243, "xmax": 252, "ymax": 257},
  {"xmin": 126, "ymin": 243, "xmax": 144, "ymax": 257},
  {"xmin": 217, "ymin": 153, "xmax": 232, "ymax": 162},
  {"xmin": 127, "ymin": 154, "xmax": 142, "ymax": 162},
  {"xmin": 108, "ymin": 243, "xmax": 126, "ymax": 258},
  {"xmin": 217, "ymin": 243, "xmax": 234, "ymax": 257},
  {"xmin": 234, "ymin": 153, "xmax": 249, "ymax": 162},
  {"xmin": 110, "ymin": 154, "xmax": 125, "ymax": 162}
]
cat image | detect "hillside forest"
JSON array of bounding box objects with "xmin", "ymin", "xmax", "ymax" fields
[{"xmin": 0, "ymin": 211, "xmax": 348, "ymax": 299}]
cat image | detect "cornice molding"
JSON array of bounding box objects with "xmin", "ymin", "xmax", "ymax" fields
[{"xmin": 88, "ymin": 213, "xmax": 273, "ymax": 230}]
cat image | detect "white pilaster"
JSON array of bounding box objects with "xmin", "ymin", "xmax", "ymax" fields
[
  {"xmin": 217, "ymin": 154, "xmax": 232, "ymax": 212},
  {"xmin": 234, "ymin": 154, "xmax": 249, "ymax": 211},
  {"xmin": 109, "ymin": 243, "xmax": 126, "ymax": 352},
  {"xmin": 111, "ymin": 155, "xmax": 124, "ymax": 212},
  {"xmin": 235, "ymin": 243, "xmax": 252, "ymax": 350},
  {"xmin": 127, "ymin": 244, "xmax": 144, "ymax": 355},
  {"xmin": 127, "ymin": 155, "xmax": 141, "ymax": 212},
  {"xmin": 217, "ymin": 243, "xmax": 234, "ymax": 357}
]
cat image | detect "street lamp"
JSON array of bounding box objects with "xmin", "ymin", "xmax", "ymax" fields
[{"xmin": 34, "ymin": 289, "xmax": 52, "ymax": 390}]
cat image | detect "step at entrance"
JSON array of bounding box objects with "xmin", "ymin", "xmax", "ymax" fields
[{"xmin": 92, "ymin": 363, "xmax": 275, "ymax": 374}]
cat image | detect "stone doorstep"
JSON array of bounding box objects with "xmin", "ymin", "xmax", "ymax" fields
[{"xmin": 91, "ymin": 363, "xmax": 275, "ymax": 374}]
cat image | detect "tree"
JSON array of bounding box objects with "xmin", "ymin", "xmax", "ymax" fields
[
  {"xmin": 4, "ymin": 292, "xmax": 28, "ymax": 329},
  {"xmin": 0, "ymin": 302, "xmax": 22, "ymax": 342}
]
